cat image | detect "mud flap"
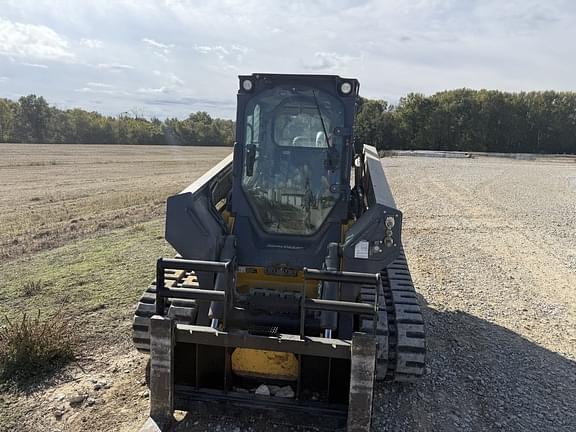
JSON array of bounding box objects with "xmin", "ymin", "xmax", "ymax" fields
[{"xmin": 347, "ymin": 333, "xmax": 376, "ymax": 432}]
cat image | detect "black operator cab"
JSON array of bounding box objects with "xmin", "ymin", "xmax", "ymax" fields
[{"xmin": 231, "ymin": 74, "xmax": 360, "ymax": 269}]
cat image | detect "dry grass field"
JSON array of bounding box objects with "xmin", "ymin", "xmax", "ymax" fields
[
  {"xmin": 0, "ymin": 145, "xmax": 232, "ymax": 261},
  {"xmin": 0, "ymin": 144, "xmax": 575, "ymax": 432},
  {"xmin": 0, "ymin": 145, "xmax": 230, "ymax": 316}
]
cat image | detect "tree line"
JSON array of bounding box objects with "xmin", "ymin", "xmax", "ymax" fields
[
  {"xmin": 0, "ymin": 95, "xmax": 235, "ymax": 146},
  {"xmin": 1, "ymin": 90, "xmax": 576, "ymax": 154},
  {"xmin": 355, "ymin": 89, "xmax": 576, "ymax": 154}
]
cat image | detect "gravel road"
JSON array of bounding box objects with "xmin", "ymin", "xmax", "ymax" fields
[{"xmin": 372, "ymin": 156, "xmax": 576, "ymax": 432}]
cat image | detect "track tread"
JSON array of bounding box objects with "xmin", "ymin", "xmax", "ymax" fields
[
  {"xmin": 385, "ymin": 249, "xmax": 426, "ymax": 381},
  {"xmin": 132, "ymin": 269, "xmax": 200, "ymax": 353},
  {"xmin": 359, "ymin": 248, "xmax": 427, "ymax": 382}
]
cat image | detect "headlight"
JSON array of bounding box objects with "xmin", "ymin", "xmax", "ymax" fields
[
  {"xmin": 242, "ymin": 79, "xmax": 253, "ymax": 91},
  {"xmin": 340, "ymin": 81, "xmax": 352, "ymax": 95}
]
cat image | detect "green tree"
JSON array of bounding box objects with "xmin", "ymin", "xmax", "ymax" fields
[
  {"xmin": 355, "ymin": 98, "xmax": 396, "ymax": 150},
  {"xmin": 0, "ymin": 98, "xmax": 16, "ymax": 142},
  {"xmin": 1, "ymin": 91, "xmax": 575, "ymax": 154},
  {"xmin": 15, "ymin": 95, "xmax": 52, "ymax": 143}
]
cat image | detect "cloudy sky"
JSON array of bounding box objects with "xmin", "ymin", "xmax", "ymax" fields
[{"xmin": 0, "ymin": 0, "xmax": 574, "ymax": 119}]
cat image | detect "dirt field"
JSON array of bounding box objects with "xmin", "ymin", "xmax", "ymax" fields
[{"xmin": 0, "ymin": 144, "xmax": 574, "ymax": 432}]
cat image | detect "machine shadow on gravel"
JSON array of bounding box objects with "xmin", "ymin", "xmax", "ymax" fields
[
  {"xmin": 373, "ymin": 305, "xmax": 576, "ymax": 432},
  {"xmin": 160, "ymin": 304, "xmax": 575, "ymax": 432}
]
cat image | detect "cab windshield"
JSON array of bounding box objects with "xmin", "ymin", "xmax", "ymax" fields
[{"xmin": 242, "ymin": 85, "xmax": 344, "ymax": 235}]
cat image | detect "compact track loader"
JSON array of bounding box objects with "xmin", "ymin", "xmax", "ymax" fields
[{"xmin": 134, "ymin": 74, "xmax": 426, "ymax": 431}]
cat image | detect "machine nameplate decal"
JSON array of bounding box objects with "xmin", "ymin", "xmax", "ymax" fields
[{"xmin": 354, "ymin": 240, "xmax": 370, "ymax": 259}]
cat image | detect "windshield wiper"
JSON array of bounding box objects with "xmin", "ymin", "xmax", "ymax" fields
[
  {"xmin": 312, "ymin": 90, "xmax": 332, "ymax": 148},
  {"xmin": 312, "ymin": 90, "xmax": 339, "ymax": 170}
]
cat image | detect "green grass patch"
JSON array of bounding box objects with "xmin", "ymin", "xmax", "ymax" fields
[{"xmin": 0, "ymin": 218, "xmax": 173, "ymax": 332}]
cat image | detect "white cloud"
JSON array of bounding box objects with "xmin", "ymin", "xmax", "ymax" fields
[
  {"xmin": 193, "ymin": 45, "xmax": 229, "ymax": 58},
  {"xmin": 192, "ymin": 44, "xmax": 248, "ymax": 64},
  {"xmin": 75, "ymin": 86, "xmax": 128, "ymax": 96},
  {"xmin": 170, "ymin": 75, "xmax": 184, "ymax": 86},
  {"xmin": 21, "ymin": 62, "xmax": 49, "ymax": 69},
  {"xmin": 142, "ymin": 38, "xmax": 172, "ymax": 50},
  {"xmin": 0, "ymin": 76, "xmax": 8, "ymax": 83},
  {"xmin": 75, "ymin": 80, "xmax": 128, "ymax": 96},
  {"xmin": 137, "ymin": 86, "xmax": 169, "ymax": 94},
  {"xmin": 231, "ymin": 44, "xmax": 248, "ymax": 55},
  {"xmin": 142, "ymin": 37, "xmax": 174, "ymax": 60},
  {"xmin": 0, "ymin": 17, "xmax": 73, "ymax": 61},
  {"xmin": 142, "ymin": 71, "xmax": 184, "ymax": 95},
  {"xmin": 160, "ymin": 71, "xmax": 184, "ymax": 87},
  {"xmin": 97, "ymin": 63, "xmax": 135, "ymax": 71},
  {"xmin": 86, "ymin": 82, "xmax": 115, "ymax": 88},
  {"xmin": 80, "ymin": 38, "xmax": 103, "ymax": 49},
  {"xmin": 193, "ymin": 45, "xmax": 212, "ymax": 55},
  {"xmin": 301, "ymin": 52, "xmax": 355, "ymax": 72}
]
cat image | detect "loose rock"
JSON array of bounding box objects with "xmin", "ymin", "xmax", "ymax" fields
[
  {"xmin": 268, "ymin": 385, "xmax": 282, "ymax": 395},
  {"xmin": 68, "ymin": 394, "xmax": 87, "ymax": 406},
  {"xmin": 275, "ymin": 386, "xmax": 294, "ymax": 398},
  {"xmin": 254, "ymin": 384, "xmax": 270, "ymax": 396}
]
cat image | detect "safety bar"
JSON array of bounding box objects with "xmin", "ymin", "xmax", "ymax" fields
[
  {"xmin": 155, "ymin": 257, "xmax": 233, "ymax": 328},
  {"xmin": 157, "ymin": 257, "xmax": 230, "ymax": 273},
  {"xmin": 155, "ymin": 257, "xmax": 382, "ymax": 340},
  {"xmin": 304, "ymin": 298, "xmax": 374, "ymax": 314},
  {"xmin": 300, "ymin": 268, "xmax": 382, "ymax": 338},
  {"xmin": 303, "ymin": 268, "xmax": 380, "ymax": 285},
  {"xmin": 160, "ymin": 287, "xmax": 225, "ymax": 303}
]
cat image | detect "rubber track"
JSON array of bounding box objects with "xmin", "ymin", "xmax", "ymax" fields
[
  {"xmin": 132, "ymin": 271, "xmax": 199, "ymax": 353},
  {"xmin": 360, "ymin": 248, "xmax": 426, "ymax": 382}
]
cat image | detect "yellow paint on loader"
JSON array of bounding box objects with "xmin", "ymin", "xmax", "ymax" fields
[
  {"xmin": 236, "ymin": 267, "xmax": 319, "ymax": 296},
  {"xmin": 231, "ymin": 348, "xmax": 299, "ymax": 381},
  {"xmin": 227, "ymin": 215, "xmax": 352, "ymax": 384}
]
